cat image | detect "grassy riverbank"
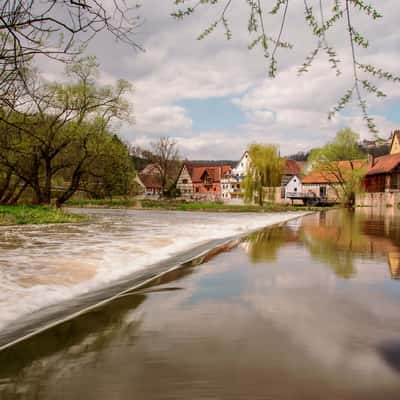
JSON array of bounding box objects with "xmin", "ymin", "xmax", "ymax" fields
[
  {"xmin": 66, "ymin": 198, "xmax": 138, "ymax": 208},
  {"xmin": 0, "ymin": 205, "xmax": 87, "ymax": 225}
]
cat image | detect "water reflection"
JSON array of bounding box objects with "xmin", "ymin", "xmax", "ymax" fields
[
  {"xmin": 244, "ymin": 226, "xmax": 298, "ymax": 263},
  {"xmin": 0, "ymin": 294, "xmax": 146, "ymax": 399},
  {"xmin": 244, "ymin": 208, "xmax": 400, "ymax": 280},
  {"xmin": 1, "ymin": 210, "xmax": 400, "ymax": 399},
  {"xmin": 0, "ymin": 261, "xmax": 204, "ymax": 399}
]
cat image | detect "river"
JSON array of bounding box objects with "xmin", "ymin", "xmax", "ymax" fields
[{"xmin": 1, "ymin": 208, "xmax": 400, "ymax": 399}]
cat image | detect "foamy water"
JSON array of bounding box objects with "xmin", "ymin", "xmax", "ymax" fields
[{"xmin": 0, "ymin": 209, "xmax": 306, "ymax": 332}]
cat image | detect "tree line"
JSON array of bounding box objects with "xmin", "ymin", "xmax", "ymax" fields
[{"xmin": 0, "ymin": 57, "xmax": 138, "ymax": 206}]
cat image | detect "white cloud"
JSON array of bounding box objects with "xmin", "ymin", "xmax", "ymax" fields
[{"xmin": 37, "ymin": 0, "xmax": 400, "ymax": 158}]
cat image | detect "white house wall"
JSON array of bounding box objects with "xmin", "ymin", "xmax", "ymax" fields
[
  {"xmin": 176, "ymin": 165, "xmax": 193, "ymax": 196},
  {"xmin": 285, "ymin": 175, "xmax": 302, "ymax": 198}
]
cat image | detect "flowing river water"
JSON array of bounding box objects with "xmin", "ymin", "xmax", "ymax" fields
[{"xmin": 1, "ymin": 208, "xmax": 400, "ymax": 399}]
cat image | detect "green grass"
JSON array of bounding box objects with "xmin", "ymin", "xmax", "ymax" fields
[
  {"xmin": 140, "ymin": 200, "xmax": 325, "ymax": 213},
  {"xmin": 0, "ymin": 205, "xmax": 87, "ymax": 225},
  {"xmin": 66, "ymin": 198, "xmax": 137, "ymax": 208}
]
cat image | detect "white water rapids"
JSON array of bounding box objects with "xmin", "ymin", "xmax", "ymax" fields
[{"xmin": 0, "ymin": 209, "xmax": 306, "ymax": 333}]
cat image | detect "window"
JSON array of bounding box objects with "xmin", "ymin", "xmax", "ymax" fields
[
  {"xmin": 182, "ymin": 179, "xmax": 188, "ymax": 184},
  {"xmin": 196, "ymin": 187, "xmax": 199, "ymax": 193},
  {"xmin": 391, "ymin": 174, "xmax": 400, "ymax": 190}
]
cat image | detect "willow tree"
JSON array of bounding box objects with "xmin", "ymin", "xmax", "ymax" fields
[{"xmin": 242, "ymin": 144, "xmax": 284, "ymax": 206}]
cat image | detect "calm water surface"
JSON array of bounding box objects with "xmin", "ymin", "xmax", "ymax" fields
[{"xmin": 1, "ymin": 208, "xmax": 400, "ymax": 399}]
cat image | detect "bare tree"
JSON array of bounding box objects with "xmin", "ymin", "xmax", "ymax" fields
[
  {"xmin": 150, "ymin": 137, "xmax": 180, "ymax": 196},
  {"xmin": 0, "ymin": 0, "xmax": 142, "ymax": 103}
]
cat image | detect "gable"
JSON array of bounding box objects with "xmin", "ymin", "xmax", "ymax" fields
[
  {"xmin": 177, "ymin": 165, "xmax": 193, "ymax": 184},
  {"xmin": 390, "ymin": 131, "xmax": 400, "ymax": 155}
]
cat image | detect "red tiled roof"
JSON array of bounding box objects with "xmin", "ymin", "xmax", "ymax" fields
[
  {"xmin": 366, "ymin": 153, "xmax": 400, "ymax": 175},
  {"xmin": 302, "ymin": 160, "xmax": 366, "ymax": 184},
  {"xmin": 183, "ymin": 163, "xmax": 231, "ymax": 183},
  {"xmin": 192, "ymin": 165, "xmax": 231, "ymax": 183},
  {"xmin": 285, "ymin": 160, "xmax": 302, "ymax": 175},
  {"xmin": 139, "ymin": 173, "xmax": 161, "ymax": 188}
]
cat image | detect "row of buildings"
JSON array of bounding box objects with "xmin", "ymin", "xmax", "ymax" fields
[{"xmin": 137, "ymin": 130, "xmax": 400, "ymax": 205}]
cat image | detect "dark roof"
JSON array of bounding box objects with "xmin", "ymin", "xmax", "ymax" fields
[
  {"xmin": 284, "ymin": 160, "xmax": 303, "ymax": 176},
  {"xmin": 139, "ymin": 173, "xmax": 161, "ymax": 188},
  {"xmin": 366, "ymin": 153, "xmax": 400, "ymax": 175}
]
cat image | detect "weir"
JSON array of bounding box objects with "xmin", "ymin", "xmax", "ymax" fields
[{"xmin": 0, "ymin": 210, "xmax": 309, "ymax": 351}]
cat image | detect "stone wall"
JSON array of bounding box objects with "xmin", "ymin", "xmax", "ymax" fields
[{"xmin": 356, "ymin": 191, "xmax": 400, "ymax": 208}]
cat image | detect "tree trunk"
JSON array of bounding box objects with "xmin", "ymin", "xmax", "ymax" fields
[
  {"xmin": 0, "ymin": 169, "xmax": 12, "ymax": 202},
  {"xmin": 43, "ymin": 158, "xmax": 53, "ymax": 204},
  {"xmin": 56, "ymin": 163, "xmax": 84, "ymax": 207},
  {"xmin": 8, "ymin": 182, "xmax": 28, "ymax": 205}
]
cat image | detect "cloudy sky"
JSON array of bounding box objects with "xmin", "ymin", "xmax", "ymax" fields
[{"xmin": 60, "ymin": 1, "xmax": 400, "ymax": 159}]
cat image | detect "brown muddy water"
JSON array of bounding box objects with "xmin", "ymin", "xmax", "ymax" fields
[{"xmin": 1, "ymin": 208, "xmax": 400, "ymax": 399}]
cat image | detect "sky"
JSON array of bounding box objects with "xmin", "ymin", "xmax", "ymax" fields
[{"xmin": 43, "ymin": 0, "xmax": 400, "ymax": 160}]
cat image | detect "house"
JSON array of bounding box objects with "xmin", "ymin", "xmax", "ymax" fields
[
  {"xmin": 139, "ymin": 173, "xmax": 162, "ymax": 196},
  {"xmin": 283, "ymin": 175, "xmax": 303, "ymax": 199},
  {"xmin": 221, "ymin": 151, "xmax": 251, "ymax": 201},
  {"xmin": 140, "ymin": 163, "xmax": 160, "ymax": 175},
  {"xmin": 221, "ymin": 153, "xmax": 305, "ymax": 203},
  {"xmin": 176, "ymin": 163, "xmax": 232, "ymax": 200},
  {"xmin": 364, "ymin": 131, "xmax": 400, "ymax": 193},
  {"xmin": 302, "ymin": 160, "xmax": 366, "ymax": 201},
  {"xmin": 176, "ymin": 163, "xmax": 194, "ymax": 196},
  {"xmin": 134, "ymin": 175, "xmax": 146, "ymax": 194},
  {"xmin": 280, "ymin": 160, "xmax": 304, "ymax": 200}
]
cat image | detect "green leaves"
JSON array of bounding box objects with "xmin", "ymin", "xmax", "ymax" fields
[
  {"xmin": 328, "ymin": 88, "xmax": 354, "ymax": 120},
  {"xmin": 348, "ymin": 0, "xmax": 382, "ymax": 19},
  {"xmin": 197, "ymin": 21, "xmax": 219, "ymax": 40},
  {"xmin": 242, "ymin": 144, "xmax": 284, "ymax": 205},
  {"xmin": 357, "ymin": 63, "xmax": 400, "ymax": 83},
  {"xmin": 308, "ymin": 128, "xmax": 367, "ymax": 205}
]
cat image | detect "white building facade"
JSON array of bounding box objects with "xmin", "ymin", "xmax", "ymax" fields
[
  {"xmin": 221, "ymin": 151, "xmax": 251, "ymax": 202},
  {"xmin": 283, "ymin": 175, "xmax": 303, "ymax": 199}
]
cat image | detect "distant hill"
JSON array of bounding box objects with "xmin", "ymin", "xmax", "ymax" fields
[
  {"xmin": 285, "ymin": 151, "xmax": 310, "ymax": 162},
  {"xmin": 131, "ymin": 155, "xmax": 151, "ymax": 171},
  {"xmin": 286, "ymin": 138, "xmax": 391, "ymax": 162},
  {"xmin": 185, "ymin": 160, "xmax": 238, "ymax": 168}
]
